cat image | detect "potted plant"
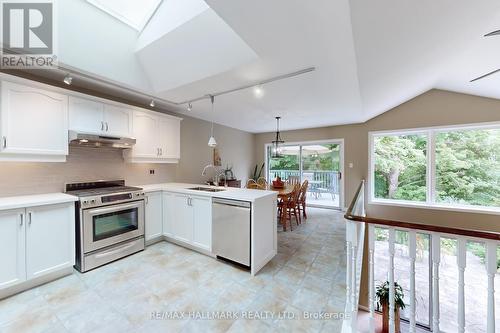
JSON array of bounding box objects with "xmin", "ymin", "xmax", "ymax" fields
[{"xmin": 375, "ymin": 281, "xmax": 406, "ymax": 333}]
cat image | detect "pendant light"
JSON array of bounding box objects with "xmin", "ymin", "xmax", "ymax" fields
[
  {"xmin": 208, "ymin": 95, "xmax": 217, "ymax": 147},
  {"xmin": 271, "ymin": 116, "xmax": 285, "ymax": 158}
]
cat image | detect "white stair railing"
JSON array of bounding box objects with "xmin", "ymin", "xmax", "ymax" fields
[{"xmin": 343, "ymin": 181, "xmax": 499, "ymax": 333}]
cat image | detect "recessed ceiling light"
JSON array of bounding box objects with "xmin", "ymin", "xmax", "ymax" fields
[
  {"xmin": 150, "ymin": 100, "xmax": 155, "ymax": 108},
  {"xmin": 63, "ymin": 74, "xmax": 73, "ymax": 85},
  {"xmin": 187, "ymin": 102, "xmax": 193, "ymax": 112},
  {"xmin": 253, "ymin": 85, "xmax": 265, "ymax": 98}
]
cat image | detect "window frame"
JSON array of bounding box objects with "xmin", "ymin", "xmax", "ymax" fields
[{"xmin": 368, "ymin": 122, "xmax": 500, "ymax": 215}]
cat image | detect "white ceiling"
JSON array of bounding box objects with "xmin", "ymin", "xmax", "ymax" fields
[{"xmin": 56, "ymin": 0, "xmax": 500, "ymax": 133}]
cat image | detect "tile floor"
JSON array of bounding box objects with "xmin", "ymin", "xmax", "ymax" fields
[{"xmin": 0, "ymin": 208, "xmax": 347, "ymax": 333}]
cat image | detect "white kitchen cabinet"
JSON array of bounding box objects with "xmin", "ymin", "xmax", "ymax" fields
[
  {"xmin": 130, "ymin": 111, "xmax": 159, "ymax": 158},
  {"xmin": 159, "ymin": 116, "xmax": 181, "ymax": 159},
  {"xmin": 124, "ymin": 110, "xmax": 181, "ymax": 163},
  {"xmin": 0, "ymin": 81, "xmax": 68, "ymax": 158},
  {"xmin": 145, "ymin": 191, "xmax": 163, "ymax": 242},
  {"xmin": 103, "ymin": 104, "xmax": 133, "ymax": 137},
  {"xmin": 0, "ymin": 209, "xmax": 26, "ymax": 289},
  {"xmin": 163, "ymin": 192, "xmax": 211, "ymax": 252},
  {"xmin": 25, "ymin": 203, "xmax": 75, "ymax": 279},
  {"xmin": 192, "ymin": 196, "xmax": 212, "ymax": 251},
  {"xmin": 0, "ymin": 202, "xmax": 75, "ymax": 295},
  {"xmin": 68, "ymin": 96, "xmax": 132, "ymax": 137},
  {"xmin": 172, "ymin": 194, "xmax": 194, "ymax": 244},
  {"xmin": 162, "ymin": 192, "xmax": 174, "ymax": 237},
  {"xmin": 68, "ymin": 97, "xmax": 104, "ymax": 134}
]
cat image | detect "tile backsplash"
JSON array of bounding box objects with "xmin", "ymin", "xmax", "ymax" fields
[{"xmin": 0, "ymin": 147, "xmax": 176, "ymax": 197}]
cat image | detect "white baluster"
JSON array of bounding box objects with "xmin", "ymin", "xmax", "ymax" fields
[
  {"xmin": 457, "ymin": 238, "xmax": 466, "ymax": 333},
  {"xmin": 345, "ymin": 224, "xmax": 352, "ymax": 322},
  {"xmin": 388, "ymin": 228, "xmax": 396, "ymax": 333},
  {"xmin": 485, "ymin": 241, "xmax": 497, "ymax": 333},
  {"xmin": 350, "ymin": 222, "xmax": 358, "ymax": 332},
  {"xmin": 432, "ymin": 234, "xmax": 441, "ymax": 333},
  {"xmin": 368, "ymin": 225, "xmax": 375, "ymax": 333},
  {"xmin": 409, "ymin": 231, "xmax": 417, "ymax": 333}
]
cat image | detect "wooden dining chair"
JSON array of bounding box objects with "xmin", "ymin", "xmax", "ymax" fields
[
  {"xmin": 278, "ymin": 183, "xmax": 301, "ymax": 231},
  {"xmin": 298, "ymin": 180, "xmax": 309, "ymax": 220}
]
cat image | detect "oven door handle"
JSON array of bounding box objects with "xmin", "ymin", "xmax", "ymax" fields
[
  {"xmin": 85, "ymin": 200, "xmax": 144, "ymax": 216},
  {"xmin": 95, "ymin": 242, "xmax": 137, "ymax": 259}
]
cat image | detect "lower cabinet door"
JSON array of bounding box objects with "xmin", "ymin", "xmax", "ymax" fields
[
  {"xmin": 0, "ymin": 209, "xmax": 26, "ymax": 289},
  {"xmin": 192, "ymin": 196, "xmax": 212, "ymax": 251},
  {"xmin": 162, "ymin": 192, "xmax": 174, "ymax": 237},
  {"xmin": 26, "ymin": 203, "xmax": 75, "ymax": 279},
  {"xmin": 172, "ymin": 194, "xmax": 193, "ymax": 244},
  {"xmin": 145, "ymin": 191, "xmax": 163, "ymax": 242}
]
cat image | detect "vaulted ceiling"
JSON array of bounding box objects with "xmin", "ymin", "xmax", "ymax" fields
[{"xmin": 56, "ymin": 0, "xmax": 500, "ymax": 133}]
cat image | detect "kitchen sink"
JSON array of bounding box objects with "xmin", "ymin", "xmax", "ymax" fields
[{"xmin": 187, "ymin": 187, "xmax": 226, "ymax": 192}]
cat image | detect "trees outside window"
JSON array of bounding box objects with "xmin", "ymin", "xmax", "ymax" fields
[{"xmin": 371, "ymin": 124, "xmax": 500, "ymax": 210}]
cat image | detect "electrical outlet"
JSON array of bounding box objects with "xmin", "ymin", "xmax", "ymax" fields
[{"xmin": 149, "ymin": 169, "xmax": 155, "ymax": 175}]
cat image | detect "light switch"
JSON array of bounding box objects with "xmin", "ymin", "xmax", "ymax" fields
[{"xmin": 349, "ymin": 162, "xmax": 354, "ymax": 169}]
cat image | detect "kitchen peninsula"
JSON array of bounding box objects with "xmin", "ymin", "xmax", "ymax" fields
[{"xmin": 139, "ymin": 183, "xmax": 278, "ymax": 275}]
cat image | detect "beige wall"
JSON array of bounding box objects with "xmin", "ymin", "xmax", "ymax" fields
[
  {"xmin": 255, "ymin": 89, "xmax": 500, "ymax": 232},
  {"xmin": 0, "ymin": 114, "xmax": 255, "ymax": 197},
  {"xmin": 175, "ymin": 116, "xmax": 255, "ymax": 185}
]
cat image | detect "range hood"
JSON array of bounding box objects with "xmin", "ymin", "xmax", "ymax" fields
[{"xmin": 69, "ymin": 131, "xmax": 136, "ymax": 149}]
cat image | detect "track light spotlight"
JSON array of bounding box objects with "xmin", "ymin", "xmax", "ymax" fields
[{"xmin": 63, "ymin": 74, "xmax": 73, "ymax": 85}]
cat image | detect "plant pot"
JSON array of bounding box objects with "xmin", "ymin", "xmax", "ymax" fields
[{"xmin": 382, "ymin": 302, "xmax": 400, "ymax": 333}]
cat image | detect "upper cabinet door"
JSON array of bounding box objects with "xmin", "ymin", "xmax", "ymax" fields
[
  {"xmin": 103, "ymin": 104, "xmax": 132, "ymax": 137},
  {"xmin": 26, "ymin": 203, "xmax": 75, "ymax": 280},
  {"xmin": 159, "ymin": 116, "xmax": 181, "ymax": 159},
  {"xmin": 68, "ymin": 96, "xmax": 104, "ymax": 134},
  {"xmin": 0, "ymin": 208, "xmax": 26, "ymax": 290},
  {"xmin": 131, "ymin": 111, "xmax": 159, "ymax": 158},
  {"xmin": 0, "ymin": 81, "xmax": 68, "ymax": 156}
]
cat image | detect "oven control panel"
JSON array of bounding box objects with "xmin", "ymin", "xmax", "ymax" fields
[{"xmin": 81, "ymin": 191, "xmax": 145, "ymax": 208}]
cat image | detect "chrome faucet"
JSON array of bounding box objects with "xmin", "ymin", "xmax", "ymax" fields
[{"xmin": 201, "ymin": 164, "xmax": 227, "ymax": 187}]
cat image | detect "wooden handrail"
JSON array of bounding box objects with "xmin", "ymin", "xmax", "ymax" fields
[{"xmin": 344, "ymin": 181, "xmax": 500, "ymax": 241}]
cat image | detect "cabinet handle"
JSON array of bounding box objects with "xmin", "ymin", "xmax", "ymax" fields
[
  {"xmin": 101, "ymin": 121, "xmax": 104, "ymax": 131},
  {"xmin": 20, "ymin": 213, "xmax": 24, "ymax": 226},
  {"xmin": 28, "ymin": 212, "xmax": 32, "ymax": 226},
  {"xmin": 145, "ymin": 196, "xmax": 149, "ymax": 204},
  {"xmin": 106, "ymin": 122, "xmax": 109, "ymax": 132},
  {"xmin": 160, "ymin": 148, "xmax": 163, "ymax": 156},
  {"xmin": 2, "ymin": 136, "xmax": 6, "ymax": 149}
]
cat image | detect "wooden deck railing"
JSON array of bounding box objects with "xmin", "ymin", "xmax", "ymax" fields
[{"xmin": 343, "ymin": 180, "xmax": 500, "ymax": 333}]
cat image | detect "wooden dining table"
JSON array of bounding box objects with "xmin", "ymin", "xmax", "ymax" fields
[{"xmin": 265, "ymin": 184, "xmax": 295, "ymax": 198}]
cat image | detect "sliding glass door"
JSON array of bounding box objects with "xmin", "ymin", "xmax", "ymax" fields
[{"xmin": 267, "ymin": 141, "xmax": 342, "ymax": 209}]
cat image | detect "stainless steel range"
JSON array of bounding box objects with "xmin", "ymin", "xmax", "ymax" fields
[{"xmin": 66, "ymin": 180, "xmax": 145, "ymax": 272}]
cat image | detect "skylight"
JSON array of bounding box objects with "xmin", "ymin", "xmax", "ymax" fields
[{"xmin": 87, "ymin": 0, "xmax": 162, "ymax": 31}]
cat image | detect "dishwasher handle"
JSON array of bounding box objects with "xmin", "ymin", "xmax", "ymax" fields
[{"xmin": 213, "ymin": 198, "xmax": 251, "ymax": 208}]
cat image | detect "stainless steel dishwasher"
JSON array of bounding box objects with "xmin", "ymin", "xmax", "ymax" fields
[{"xmin": 212, "ymin": 198, "xmax": 251, "ymax": 267}]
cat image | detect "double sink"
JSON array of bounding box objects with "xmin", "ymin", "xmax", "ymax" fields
[{"xmin": 187, "ymin": 187, "xmax": 226, "ymax": 193}]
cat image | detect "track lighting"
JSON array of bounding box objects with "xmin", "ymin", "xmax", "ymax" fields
[
  {"xmin": 187, "ymin": 102, "xmax": 193, "ymax": 112},
  {"xmin": 150, "ymin": 100, "xmax": 155, "ymax": 108},
  {"xmin": 63, "ymin": 74, "xmax": 73, "ymax": 85}
]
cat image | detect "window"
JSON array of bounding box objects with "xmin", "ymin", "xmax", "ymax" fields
[{"xmin": 370, "ymin": 123, "xmax": 500, "ymax": 212}]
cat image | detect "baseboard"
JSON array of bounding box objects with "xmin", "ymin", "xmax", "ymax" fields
[
  {"xmin": 358, "ymin": 305, "xmax": 370, "ymax": 312},
  {"xmin": 162, "ymin": 236, "xmax": 215, "ymax": 258},
  {"xmin": 0, "ymin": 266, "xmax": 73, "ymax": 300}
]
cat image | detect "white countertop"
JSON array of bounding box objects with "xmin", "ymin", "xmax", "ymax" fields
[
  {"xmin": 138, "ymin": 183, "xmax": 277, "ymax": 202},
  {"xmin": 0, "ymin": 193, "xmax": 78, "ymax": 211}
]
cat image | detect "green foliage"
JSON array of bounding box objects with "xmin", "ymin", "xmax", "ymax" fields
[
  {"xmin": 251, "ymin": 163, "xmax": 265, "ymax": 181},
  {"xmin": 435, "ymin": 129, "xmax": 500, "ymax": 207},
  {"xmin": 374, "ymin": 135, "xmax": 427, "ymax": 201},
  {"xmin": 375, "ymin": 281, "xmax": 406, "ymax": 310},
  {"xmin": 268, "ymin": 144, "xmax": 340, "ymax": 171},
  {"xmin": 374, "ymin": 129, "xmax": 500, "ymax": 207}
]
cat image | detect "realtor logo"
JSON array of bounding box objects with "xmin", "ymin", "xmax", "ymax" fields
[{"xmin": 1, "ymin": 0, "xmax": 57, "ymax": 68}]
